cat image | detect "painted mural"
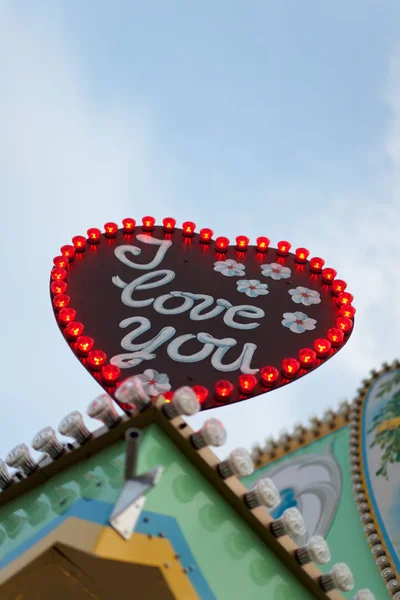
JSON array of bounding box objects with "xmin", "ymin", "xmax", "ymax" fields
[
  {"xmin": 362, "ymin": 367, "xmax": 400, "ymax": 572},
  {"xmin": 248, "ymin": 445, "xmax": 342, "ymax": 547}
]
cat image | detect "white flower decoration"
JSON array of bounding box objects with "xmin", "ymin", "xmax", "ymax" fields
[
  {"xmin": 281, "ymin": 311, "xmax": 317, "ymax": 334},
  {"xmin": 289, "ymin": 286, "xmax": 321, "ymax": 306},
  {"xmin": 236, "ymin": 279, "xmax": 269, "ymax": 298},
  {"xmin": 214, "ymin": 259, "xmax": 245, "ymax": 277},
  {"xmin": 136, "ymin": 369, "xmax": 171, "ymax": 396},
  {"xmin": 261, "ymin": 262, "xmax": 291, "ymax": 280}
]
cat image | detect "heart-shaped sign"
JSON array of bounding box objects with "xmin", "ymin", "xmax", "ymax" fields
[{"xmin": 50, "ymin": 217, "xmax": 355, "ymax": 411}]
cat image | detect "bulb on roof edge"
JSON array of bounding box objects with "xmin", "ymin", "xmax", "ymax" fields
[
  {"xmin": 87, "ymin": 394, "xmax": 121, "ymax": 428},
  {"xmin": 191, "ymin": 418, "xmax": 227, "ymax": 449},
  {"xmin": 114, "ymin": 375, "xmax": 151, "ymax": 412},
  {"xmin": 263, "ymin": 437, "xmax": 277, "ymax": 453},
  {"xmin": 322, "ymin": 408, "xmax": 335, "ymax": 424},
  {"xmin": 338, "ymin": 400, "xmax": 350, "ymax": 415},
  {"xmin": 0, "ymin": 459, "xmax": 13, "ymax": 489},
  {"xmin": 295, "ymin": 535, "xmax": 331, "ymax": 565},
  {"xmin": 352, "ymin": 590, "xmax": 375, "ymax": 600},
  {"xmin": 293, "ymin": 423, "xmax": 306, "ymax": 438},
  {"xmin": 218, "ymin": 448, "xmax": 254, "ymax": 479},
  {"xmin": 163, "ymin": 386, "xmax": 200, "ymax": 419},
  {"xmin": 57, "ymin": 411, "xmax": 91, "ymax": 445},
  {"xmin": 6, "ymin": 444, "xmax": 37, "ymax": 475},
  {"xmin": 32, "ymin": 426, "xmax": 64, "ymax": 459},
  {"xmin": 270, "ymin": 507, "xmax": 306, "ymax": 539},
  {"xmin": 319, "ymin": 563, "xmax": 355, "ymax": 592},
  {"xmin": 244, "ymin": 477, "xmax": 280, "ymax": 510},
  {"xmin": 278, "ymin": 430, "xmax": 291, "ymax": 445}
]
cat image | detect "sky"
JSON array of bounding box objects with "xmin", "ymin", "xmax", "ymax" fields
[{"xmin": 0, "ymin": 0, "xmax": 399, "ymax": 464}]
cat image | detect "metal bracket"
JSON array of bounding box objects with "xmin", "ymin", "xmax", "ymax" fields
[
  {"xmin": 109, "ymin": 494, "xmax": 147, "ymax": 540},
  {"xmin": 109, "ymin": 428, "xmax": 163, "ymax": 540}
]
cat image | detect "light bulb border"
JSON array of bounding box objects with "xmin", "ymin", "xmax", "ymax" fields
[{"xmin": 51, "ymin": 218, "xmax": 355, "ymax": 411}]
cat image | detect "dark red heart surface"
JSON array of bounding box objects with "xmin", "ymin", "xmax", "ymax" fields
[{"xmin": 50, "ymin": 220, "xmax": 355, "ymax": 411}]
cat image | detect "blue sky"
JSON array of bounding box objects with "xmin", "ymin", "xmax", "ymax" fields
[{"xmin": 0, "ymin": 1, "xmax": 399, "ymax": 463}]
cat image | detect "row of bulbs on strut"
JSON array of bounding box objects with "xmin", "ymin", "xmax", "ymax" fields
[
  {"xmin": 0, "ymin": 376, "xmax": 373, "ymax": 599},
  {"xmin": 251, "ymin": 400, "xmax": 351, "ymax": 460}
]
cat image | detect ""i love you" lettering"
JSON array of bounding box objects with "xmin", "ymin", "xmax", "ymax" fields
[{"xmin": 110, "ymin": 235, "xmax": 265, "ymax": 374}]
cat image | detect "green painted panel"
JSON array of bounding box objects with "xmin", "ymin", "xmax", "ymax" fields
[
  {"xmin": 242, "ymin": 427, "xmax": 386, "ymax": 599},
  {"xmin": 0, "ymin": 425, "xmax": 313, "ymax": 600}
]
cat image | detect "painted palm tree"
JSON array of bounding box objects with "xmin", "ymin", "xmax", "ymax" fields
[{"xmin": 368, "ymin": 389, "xmax": 400, "ymax": 479}]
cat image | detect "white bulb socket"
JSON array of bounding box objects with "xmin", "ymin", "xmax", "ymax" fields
[
  {"xmin": 270, "ymin": 507, "xmax": 306, "ymax": 539},
  {"xmin": 320, "ymin": 562, "xmax": 355, "ymax": 592},
  {"xmin": 191, "ymin": 418, "xmax": 227, "ymax": 449},
  {"xmin": 163, "ymin": 386, "xmax": 200, "ymax": 419},
  {"xmin": 352, "ymin": 590, "xmax": 375, "ymax": 600},
  {"xmin": 244, "ymin": 477, "xmax": 280, "ymax": 510},
  {"xmin": 0, "ymin": 459, "xmax": 13, "ymax": 489},
  {"xmin": 58, "ymin": 411, "xmax": 91, "ymax": 445},
  {"xmin": 218, "ymin": 448, "xmax": 254, "ymax": 479},
  {"xmin": 114, "ymin": 375, "xmax": 151, "ymax": 411},
  {"xmin": 32, "ymin": 426, "xmax": 64, "ymax": 459},
  {"xmin": 295, "ymin": 535, "xmax": 331, "ymax": 565},
  {"xmin": 6, "ymin": 444, "xmax": 37, "ymax": 475},
  {"xmin": 87, "ymin": 393, "xmax": 121, "ymax": 428}
]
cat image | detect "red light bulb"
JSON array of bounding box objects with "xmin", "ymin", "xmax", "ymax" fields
[
  {"xmin": 87, "ymin": 228, "xmax": 101, "ymax": 243},
  {"xmin": 331, "ymin": 279, "xmax": 347, "ymax": 294},
  {"xmin": 215, "ymin": 380, "xmax": 234, "ymax": 400},
  {"xmin": 104, "ymin": 222, "xmax": 118, "ymax": 237},
  {"xmin": 163, "ymin": 391, "xmax": 174, "ymax": 403},
  {"xmin": 260, "ymin": 366, "xmax": 279, "ymax": 386},
  {"xmin": 298, "ymin": 348, "xmax": 317, "ymax": 368},
  {"xmin": 65, "ymin": 321, "xmax": 84, "ymax": 340},
  {"xmin": 277, "ymin": 241, "xmax": 291, "ymax": 256},
  {"xmin": 162, "ymin": 217, "xmax": 176, "ymax": 232},
  {"xmin": 281, "ymin": 358, "xmax": 300, "ymax": 378},
  {"xmin": 53, "ymin": 294, "xmax": 70, "ymax": 310},
  {"xmin": 200, "ymin": 228, "xmax": 213, "ymax": 243},
  {"xmin": 314, "ymin": 338, "xmax": 331, "ymax": 357},
  {"xmin": 53, "ymin": 255, "xmax": 69, "ymax": 269},
  {"xmin": 72, "ymin": 235, "xmax": 86, "ymax": 251},
  {"xmin": 58, "ymin": 307, "xmax": 76, "ymax": 325},
  {"xmin": 236, "ymin": 235, "xmax": 249, "ymax": 250},
  {"xmin": 295, "ymin": 247, "xmax": 310, "ymax": 263},
  {"xmin": 192, "ymin": 385, "xmax": 209, "ymax": 404},
  {"xmin": 51, "ymin": 280, "xmax": 67, "ymax": 295},
  {"xmin": 122, "ymin": 218, "xmax": 136, "ymax": 233},
  {"xmin": 87, "ymin": 350, "xmax": 107, "ymax": 370},
  {"xmin": 340, "ymin": 305, "xmax": 356, "ymax": 319},
  {"xmin": 337, "ymin": 292, "xmax": 354, "ymax": 306},
  {"xmin": 215, "ymin": 236, "xmax": 229, "ymax": 251},
  {"xmin": 239, "ymin": 374, "xmax": 257, "ymax": 394},
  {"xmin": 256, "ymin": 237, "xmax": 270, "ymax": 252},
  {"xmin": 76, "ymin": 335, "xmax": 95, "ymax": 355},
  {"xmin": 182, "ymin": 221, "xmax": 196, "ymax": 236},
  {"xmin": 310, "ymin": 257, "xmax": 325, "ymax": 273},
  {"xmin": 327, "ymin": 327, "xmax": 344, "ymax": 346},
  {"xmin": 60, "ymin": 245, "xmax": 75, "ymax": 259},
  {"xmin": 142, "ymin": 216, "xmax": 155, "ymax": 231},
  {"xmin": 336, "ymin": 316, "xmax": 353, "ymax": 334},
  {"xmin": 322, "ymin": 268, "xmax": 337, "ymax": 283},
  {"xmin": 101, "ymin": 364, "xmax": 120, "ymax": 384},
  {"xmin": 51, "ymin": 268, "xmax": 67, "ymax": 281}
]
